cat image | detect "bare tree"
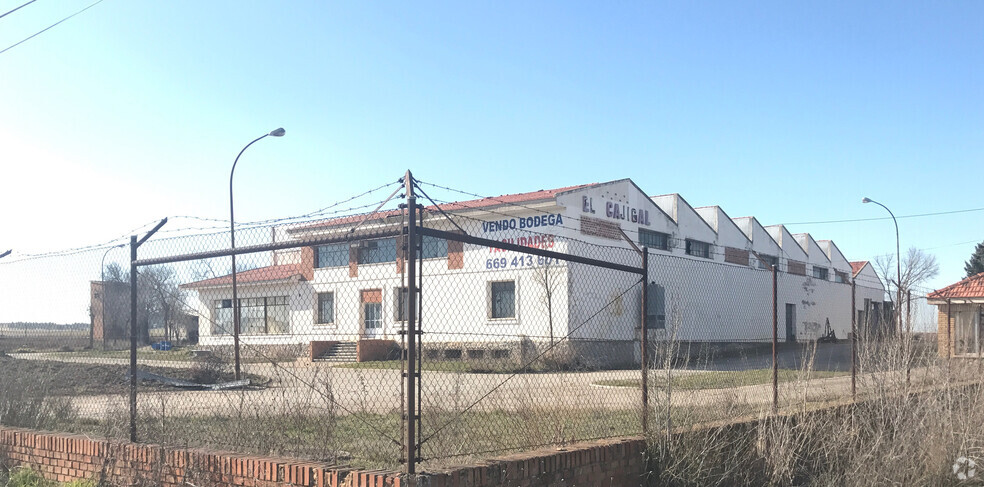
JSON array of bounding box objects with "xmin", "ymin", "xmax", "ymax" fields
[
  {"xmin": 533, "ymin": 259, "xmax": 562, "ymax": 345},
  {"xmin": 104, "ymin": 263, "xmax": 186, "ymax": 345},
  {"xmin": 874, "ymin": 247, "xmax": 940, "ymax": 299}
]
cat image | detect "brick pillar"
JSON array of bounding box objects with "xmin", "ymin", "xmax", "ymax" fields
[
  {"xmin": 300, "ymin": 247, "xmax": 315, "ymax": 281},
  {"xmin": 938, "ymin": 307, "xmax": 951, "ymax": 358}
]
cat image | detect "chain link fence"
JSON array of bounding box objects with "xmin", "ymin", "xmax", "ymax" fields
[{"xmin": 0, "ymin": 173, "xmax": 944, "ymax": 474}]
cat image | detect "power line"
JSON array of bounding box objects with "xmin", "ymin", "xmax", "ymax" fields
[
  {"xmin": 0, "ymin": 0, "xmax": 106, "ymax": 56},
  {"xmin": 781, "ymin": 206, "xmax": 984, "ymax": 226},
  {"xmin": 0, "ymin": 0, "xmax": 38, "ymax": 20}
]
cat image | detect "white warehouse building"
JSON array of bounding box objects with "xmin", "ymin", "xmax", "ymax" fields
[{"xmin": 182, "ymin": 179, "xmax": 888, "ymax": 364}]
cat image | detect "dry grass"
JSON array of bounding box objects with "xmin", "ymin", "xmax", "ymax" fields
[{"xmin": 647, "ymin": 333, "xmax": 984, "ymax": 486}]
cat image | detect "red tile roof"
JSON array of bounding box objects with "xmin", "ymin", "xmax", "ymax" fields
[
  {"xmin": 850, "ymin": 261, "xmax": 869, "ymax": 277},
  {"xmin": 928, "ymin": 272, "xmax": 984, "ymax": 299},
  {"xmin": 181, "ymin": 264, "xmax": 305, "ymax": 289},
  {"xmin": 291, "ymin": 183, "xmax": 594, "ymax": 232}
]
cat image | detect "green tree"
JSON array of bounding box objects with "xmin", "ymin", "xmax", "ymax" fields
[{"xmin": 966, "ymin": 241, "xmax": 984, "ymax": 278}]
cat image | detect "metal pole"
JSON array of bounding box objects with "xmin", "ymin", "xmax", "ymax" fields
[
  {"xmin": 97, "ymin": 244, "xmax": 122, "ymax": 350},
  {"xmin": 851, "ymin": 278, "xmax": 857, "ymax": 399},
  {"xmin": 640, "ymin": 247, "xmax": 649, "ymax": 438},
  {"xmin": 906, "ymin": 289, "xmax": 912, "ymax": 385},
  {"xmin": 229, "ymin": 130, "xmax": 283, "ymax": 381},
  {"xmin": 405, "ymin": 170, "xmax": 418, "ymax": 474},
  {"xmin": 772, "ymin": 264, "xmax": 778, "ymax": 413},
  {"xmin": 128, "ymin": 235, "xmax": 138, "ymax": 442}
]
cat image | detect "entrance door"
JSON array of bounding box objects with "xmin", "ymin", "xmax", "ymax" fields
[
  {"xmin": 785, "ymin": 304, "xmax": 796, "ymax": 342},
  {"xmin": 361, "ymin": 289, "xmax": 383, "ymax": 338}
]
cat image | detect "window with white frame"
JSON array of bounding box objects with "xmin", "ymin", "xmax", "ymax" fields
[
  {"xmin": 490, "ymin": 281, "xmax": 516, "ymax": 319},
  {"xmin": 213, "ymin": 296, "xmax": 288, "ymax": 335}
]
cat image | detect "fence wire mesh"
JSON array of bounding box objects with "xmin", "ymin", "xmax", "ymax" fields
[{"xmin": 0, "ymin": 174, "xmax": 950, "ymax": 474}]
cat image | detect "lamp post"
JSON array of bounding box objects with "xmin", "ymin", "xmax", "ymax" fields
[
  {"xmin": 95, "ymin": 244, "xmax": 126, "ymax": 349},
  {"xmin": 862, "ymin": 197, "xmax": 902, "ymax": 335},
  {"xmin": 230, "ymin": 127, "xmax": 285, "ymax": 380}
]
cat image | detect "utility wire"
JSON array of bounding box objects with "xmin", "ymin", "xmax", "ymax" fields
[
  {"xmin": 782, "ymin": 207, "xmax": 984, "ymax": 226},
  {"xmin": 0, "ymin": 0, "xmax": 38, "ymax": 20},
  {"xmin": 0, "ymin": 0, "xmax": 106, "ymax": 56}
]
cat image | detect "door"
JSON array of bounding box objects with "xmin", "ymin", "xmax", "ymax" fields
[
  {"xmin": 361, "ymin": 289, "xmax": 383, "ymax": 338},
  {"xmin": 785, "ymin": 303, "xmax": 796, "ymax": 342}
]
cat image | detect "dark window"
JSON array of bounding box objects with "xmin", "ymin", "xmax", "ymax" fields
[
  {"xmin": 757, "ymin": 254, "xmax": 779, "ymax": 269},
  {"xmin": 316, "ymin": 243, "xmax": 348, "ymax": 268},
  {"xmin": 317, "ymin": 292, "xmax": 334, "ymax": 324},
  {"xmin": 813, "ymin": 266, "xmax": 829, "ymax": 280},
  {"xmin": 685, "ymin": 239, "xmax": 711, "ymax": 259},
  {"xmin": 214, "ymin": 296, "xmax": 289, "ymax": 336},
  {"xmin": 491, "ymin": 281, "xmax": 516, "ymax": 319},
  {"xmin": 358, "ymin": 239, "xmax": 397, "ymax": 264},
  {"xmin": 638, "ymin": 229, "xmax": 669, "ymax": 251},
  {"xmin": 420, "ymin": 235, "xmax": 448, "ymax": 259},
  {"xmin": 395, "ymin": 287, "xmax": 408, "ymax": 322},
  {"xmin": 646, "ymin": 283, "xmax": 666, "ymax": 329},
  {"xmin": 835, "ymin": 271, "xmax": 848, "ymax": 284}
]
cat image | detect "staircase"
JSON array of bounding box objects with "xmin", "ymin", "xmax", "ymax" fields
[{"xmin": 313, "ymin": 342, "xmax": 357, "ymax": 363}]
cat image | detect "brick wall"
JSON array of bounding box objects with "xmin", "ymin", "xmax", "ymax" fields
[
  {"xmin": 0, "ymin": 427, "xmax": 651, "ymax": 487},
  {"xmin": 0, "ymin": 427, "xmax": 402, "ymax": 487}
]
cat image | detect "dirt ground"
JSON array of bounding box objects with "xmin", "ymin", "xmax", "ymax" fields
[{"xmin": 0, "ymin": 355, "xmax": 265, "ymax": 396}]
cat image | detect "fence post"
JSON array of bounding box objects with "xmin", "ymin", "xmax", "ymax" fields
[
  {"xmin": 906, "ymin": 289, "xmax": 912, "ymax": 385},
  {"xmin": 405, "ymin": 171, "xmax": 418, "ymax": 474},
  {"xmin": 771, "ymin": 264, "xmax": 778, "ymax": 413},
  {"xmin": 640, "ymin": 247, "xmax": 649, "ymax": 439},
  {"xmin": 851, "ymin": 278, "xmax": 857, "ymax": 400},
  {"xmin": 129, "ymin": 235, "xmax": 138, "ymax": 443}
]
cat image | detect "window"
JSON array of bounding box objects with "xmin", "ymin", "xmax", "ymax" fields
[
  {"xmin": 788, "ymin": 261, "xmax": 806, "ymax": 276},
  {"xmin": 835, "ymin": 271, "xmax": 848, "ymax": 284},
  {"xmin": 645, "ymin": 283, "xmax": 666, "ymax": 329},
  {"xmin": 638, "ymin": 229, "xmax": 669, "ymax": 251},
  {"xmin": 685, "ymin": 239, "xmax": 711, "ymax": 259},
  {"xmin": 213, "ymin": 296, "xmax": 289, "ymax": 336},
  {"xmin": 317, "ymin": 292, "xmax": 334, "ymax": 324},
  {"xmin": 357, "ymin": 239, "xmax": 397, "ymax": 265},
  {"xmin": 213, "ymin": 299, "xmax": 233, "ymax": 335},
  {"xmin": 364, "ymin": 302, "xmax": 382, "ymax": 330},
  {"xmin": 490, "ymin": 281, "xmax": 516, "ymax": 319},
  {"xmin": 420, "ymin": 235, "xmax": 448, "ymax": 259},
  {"xmin": 316, "ymin": 243, "xmax": 348, "ymax": 268},
  {"xmin": 813, "ymin": 266, "xmax": 829, "ymax": 280},
  {"xmin": 757, "ymin": 254, "xmax": 779, "ymax": 270},
  {"xmin": 394, "ymin": 287, "xmax": 409, "ymax": 322}
]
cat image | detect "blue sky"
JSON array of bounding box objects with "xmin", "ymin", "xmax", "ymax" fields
[{"xmin": 1, "ymin": 1, "xmax": 982, "ymax": 319}]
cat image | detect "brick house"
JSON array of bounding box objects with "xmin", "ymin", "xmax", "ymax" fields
[{"xmin": 929, "ymin": 272, "xmax": 984, "ymax": 358}]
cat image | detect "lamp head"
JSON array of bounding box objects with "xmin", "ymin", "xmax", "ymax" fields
[
  {"xmin": 269, "ymin": 128, "xmax": 286, "ymax": 137},
  {"xmin": 862, "ymin": 197, "xmax": 872, "ymax": 204}
]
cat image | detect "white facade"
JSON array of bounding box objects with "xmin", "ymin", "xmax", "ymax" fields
[{"xmin": 183, "ymin": 179, "xmax": 886, "ymax": 358}]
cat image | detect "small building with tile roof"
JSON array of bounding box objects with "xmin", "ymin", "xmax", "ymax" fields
[{"xmin": 928, "ymin": 272, "xmax": 984, "ymax": 358}]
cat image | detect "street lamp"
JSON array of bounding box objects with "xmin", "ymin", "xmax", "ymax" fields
[
  {"xmin": 230, "ymin": 127, "xmax": 285, "ymax": 380},
  {"xmin": 862, "ymin": 197, "xmax": 902, "ymax": 335},
  {"xmin": 95, "ymin": 244, "xmax": 126, "ymax": 348}
]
